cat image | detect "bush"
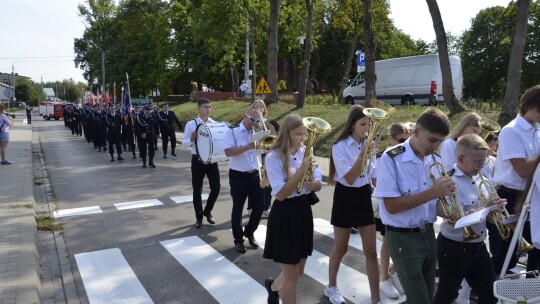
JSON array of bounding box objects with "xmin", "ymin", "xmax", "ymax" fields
[{"xmin": 305, "ymin": 94, "xmax": 341, "ymax": 105}]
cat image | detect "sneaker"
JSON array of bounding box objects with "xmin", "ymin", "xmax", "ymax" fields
[
  {"xmin": 380, "ymin": 279, "xmax": 399, "ymax": 299},
  {"xmin": 262, "ymin": 210, "xmax": 270, "ymax": 218},
  {"xmin": 389, "ymin": 272, "xmax": 404, "ymax": 294},
  {"xmin": 265, "ymin": 277, "xmax": 279, "ymax": 304},
  {"xmin": 455, "ymin": 279, "xmax": 471, "ymax": 304},
  {"xmin": 1, "ymin": 160, "xmax": 11, "ymax": 165},
  {"xmin": 324, "ymin": 285, "xmax": 345, "ymax": 304}
]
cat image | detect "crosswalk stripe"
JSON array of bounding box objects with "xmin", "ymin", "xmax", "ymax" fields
[
  {"xmin": 75, "ymin": 248, "xmax": 153, "ymax": 304},
  {"xmin": 114, "ymin": 199, "xmax": 163, "ymax": 210},
  {"xmin": 53, "ymin": 206, "xmax": 103, "ymax": 218},
  {"xmin": 160, "ymin": 236, "xmax": 267, "ymax": 304},
  {"xmin": 170, "ymin": 193, "xmax": 209, "ymax": 204},
  {"xmin": 313, "ymin": 218, "xmax": 383, "ymax": 254}
]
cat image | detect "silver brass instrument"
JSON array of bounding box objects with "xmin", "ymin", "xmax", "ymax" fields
[
  {"xmin": 429, "ymin": 154, "xmax": 481, "ymax": 242},
  {"xmin": 297, "ymin": 117, "xmax": 331, "ymax": 193},
  {"xmin": 478, "ymin": 118, "xmax": 501, "ymax": 140},
  {"xmin": 477, "ymin": 175, "xmax": 533, "ymax": 253}
]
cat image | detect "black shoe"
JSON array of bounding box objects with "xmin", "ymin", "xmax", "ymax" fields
[
  {"xmin": 171, "ymin": 152, "xmax": 177, "ymax": 156},
  {"xmin": 117, "ymin": 156, "xmax": 124, "ymax": 161},
  {"xmin": 104, "ymin": 147, "xmax": 107, "ymax": 151},
  {"xmin": 195, "ymin": 220, "xmax": 202, "ymax": 228},
  {"xmin": 265, "ymin": 278, "xmax": 280, "ymax": 304},
  {"xmin": 163, "ymin": 155, "xmax": 167, "ymax": 159},
  {"xmin": 110, "ymin": 157, "xmax": 115, "ymax": 162},
  {"xmin": 235, "ymin": 242, "xmax": 246, "ymax": 253},
  {"xmin": 204, "ymin": 213, "xmax": 215, "ymax": 225},
  {"xmin": 149, "ymin": 163, "xmax": 156, "ymax": 168},
  {"xmin": 142, "ymin": 163, "xmax": 147, "ymax": 168},
  {"xmin": 244, "ymin": 234, "xmax": 259, "ymax": 248},
  {"xmin": 155, "ymin": 147, "xmax": 159, "ymax": 150},
  {"xmin": 98, "ymin": 148, "xmax": 101, "ymax": 152},
  {"xmin": 132, "ymin": 154, "xmax": 137, "ymax": 159}
]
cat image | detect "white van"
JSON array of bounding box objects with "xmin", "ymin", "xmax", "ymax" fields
[{"xmin": 342, "ymin": 54, "xmax": 463, "ymax": 105}]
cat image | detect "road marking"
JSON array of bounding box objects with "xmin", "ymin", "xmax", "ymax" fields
[
  {"xmin": 75, "ymin": 248, "xmax": 153, "ymax": 304},
  {"xmin": 170, "ymin": 193, "xmax": 209, "ymax": 204},
  {"xmin": 53, "ymin": 206, "xmax": 103, "ymax": 218},
  {"xmin": 160, "ymin": 236, "xmax": 267, "ymax": 304},
  {"xmin": 313, "ymin": 218, "xmax": 383, "ymax": 254},
  {"xmin": 114, "ymin": 199, "xmax": 163, "ymax": 210}
]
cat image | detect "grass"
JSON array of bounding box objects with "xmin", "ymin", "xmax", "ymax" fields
[
  {"xmin": 9, "ymin": 203, "xmax": 33, "ymax": 209},
  {"xmin": 172, "ymin": 100, "xmax": 502, "ymax": 158},
  {"xmin": 36, "ymin": 216, "xmax": 63, "ymax": 231}
]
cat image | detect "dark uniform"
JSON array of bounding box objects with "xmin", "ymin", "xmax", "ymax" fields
[
  {"xmin": 134, "ymin": 106, "xmax": 159, "ymax": 168},
  {"xmin": 122, "ymin": 108, "xmax": 137, "ymax": 159},
  {"xmin": 157, "ymin": 104, "xmax": 182, "ymax": 158},
  {"xmin": 94, "ymin": 106, "xmax": 107, "ymax": 152},
  {"xmin": 106, "ymin": 106, "xmax": 125, "ymax": 161}
]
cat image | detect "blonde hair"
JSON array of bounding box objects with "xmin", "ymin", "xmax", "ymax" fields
[
  {"xmin": 447, "ymin": 112, "xmax": 481, "ymax": 139},
  {"xmin": 250, "ymin": 99, "xmax": 268, "ymax": 117},
  {"xmin": 389, "ymin": 122, "xmax": 409, "ymax": 138},
  {"xmin": 261, "ymin": 114, "xmax": 304, "ymax": 187},
  {"xmin": 456, "ymin": 134, "xmax": 489, "ymax": 156}
]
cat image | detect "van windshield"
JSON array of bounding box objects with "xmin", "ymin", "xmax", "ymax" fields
[{"xmin": 352, "ymin": 73, "xmax": 365, "ymax": 86}]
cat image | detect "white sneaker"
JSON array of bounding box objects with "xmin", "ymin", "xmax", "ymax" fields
[
  {"xmin": 380, "ymin": 279, "xmax": 399, "ymax": 299},
  {"xmin": 324, "ymin": 285, "xmax": 345, "ymax": 304},
  {"xmin": 389, "ymin": 272, "xmax": 404, "ymax": 294},
  {"xmin": 262, "ymin": 210, "xmax": 270, "ymax": 218},
  {"xmin": 455, "ymin": 279, "xmax": 471, "ymax": 304}
]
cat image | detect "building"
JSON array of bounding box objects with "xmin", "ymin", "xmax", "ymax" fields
[
  {"xmin": 0, "ymin": 72, "xmax": 30, "ymax": 88},
  {"xmin": 0, "ymin": 82, "xmax": 15, "ymax": 103}
]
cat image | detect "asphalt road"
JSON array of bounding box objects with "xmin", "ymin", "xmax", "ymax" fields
[{"xmin": 37, "ymin": 119, "xmax": 402, "ymax": 304}]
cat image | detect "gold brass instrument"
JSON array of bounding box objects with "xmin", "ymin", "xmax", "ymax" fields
[
  {"xmin": 429, "ymin": 154, "xmax": 481, "ymax": 242},
  {"xmin": 404, "ymin": 122, "xmax": 416, "ymax": 132},
  {"xmin": 358, "ymin": 107, "xmax": 389, "ymax": 177},
  {"xmin": 297, "ymin": 117, "xmax": 331, "ymax": 193},
  {"xmin": 478, "ymin": 118, "xmax": 501, "ymax": 140},
  {"xmin": 256, "ymin": 111, "xmax": 277, "ymax": 153},
  {"xmin": 370, "ymin": 98, "xmax": 396, "ymax": 115},
  {"xmin": 477, "ymin": 175, "xmax": 533, "ymax": 253}
]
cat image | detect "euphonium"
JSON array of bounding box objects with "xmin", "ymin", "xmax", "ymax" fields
[
  {"xmin": 255, "ymin": 111, "xmax": 276, "ymax": 153},
  {"xmin": 429, "ymin": 154, "xmax": 481, "ymax": 242},
  {"xmin": 477, "ymin": 175, "xmax": 533, "ymax": 253},
  {"xmin": 358, "ymin": 107, "xmax": 389, "ymax": 177},
  {"xmin": 297, "ymin": 117, "xmax": 331, "ymax": 193},
  {"xmin": 478, "ymin": 118, "xmax": 501, "ymax": 140}
]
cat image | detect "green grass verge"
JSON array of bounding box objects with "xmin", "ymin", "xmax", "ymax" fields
[{"xmin": 36, "ymin": 216, "xmax": 63, "ymax": 231}]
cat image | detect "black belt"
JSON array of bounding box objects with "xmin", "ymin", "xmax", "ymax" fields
[
  {"xmin": 231, "ymin": 168, "xmax": 258, "ymax": 174},
  {"xmin": 386, "ymin": 224, "xmax": 433, "ymax": 233}
]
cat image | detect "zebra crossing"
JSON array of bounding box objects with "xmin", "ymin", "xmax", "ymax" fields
[{"xmin": 73, "ymin": 217, "xmax": 407, "ymax": 304}]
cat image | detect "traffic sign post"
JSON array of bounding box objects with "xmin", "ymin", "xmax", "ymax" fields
[
  {"xmin": 255, "ymin": 76, "xmax": 272, "ymax": 95},
  {"xmin": 357, "ymin": 51, "xmax": 365, "ymax": 73}
]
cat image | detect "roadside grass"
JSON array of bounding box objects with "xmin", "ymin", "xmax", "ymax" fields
[
  {"xmin": 9, "ymin": 203, "xmax": 34, "ymax": 209},
  {"xmin": 36, "ymin": 216, "xmax": 63, "ymax": 231},
  {"xmin": 173, "ymin": 100, "xmax": 502, "ymax": 158}
]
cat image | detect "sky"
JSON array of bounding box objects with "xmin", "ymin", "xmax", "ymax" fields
[{"xmin": 0, "ymin": 0, "xmax": 512, "ymax": 85}]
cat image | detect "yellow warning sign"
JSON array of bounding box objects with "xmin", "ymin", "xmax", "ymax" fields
[{"xmin": 255, "ymin": 76, "xmax": 272, "ymax": 94}]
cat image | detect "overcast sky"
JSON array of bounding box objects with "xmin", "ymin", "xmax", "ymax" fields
[{"xmin": 0, "ymin": 0, "xmax": 511, "ymax": 84}]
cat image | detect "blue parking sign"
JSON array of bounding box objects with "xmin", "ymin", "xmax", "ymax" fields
[{"xmin": 357, "ymin": 52, "xmax": 365, "ymax": 66}]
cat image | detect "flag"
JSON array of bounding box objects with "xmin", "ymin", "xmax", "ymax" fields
[
  {"xmin": 90, "ymin": 92, "xmax": 95, "ymax": 105},
  {"xmin": 123, "ymin": 81, "xmax": 131, "ymax": 116}
]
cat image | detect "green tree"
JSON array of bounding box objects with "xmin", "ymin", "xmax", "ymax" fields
[{"xmin": 15, "ymin": 78, "xmax": 34, "ymax": 103}]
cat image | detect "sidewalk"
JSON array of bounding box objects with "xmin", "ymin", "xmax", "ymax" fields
[{"xmin": 0, "ymin": 119, "xmax": 40, "ymax": 303}]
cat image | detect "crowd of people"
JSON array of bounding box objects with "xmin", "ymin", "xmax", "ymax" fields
[{"xmin": 57, "ymin": 87, "xmax": 540, "ymax": 304}]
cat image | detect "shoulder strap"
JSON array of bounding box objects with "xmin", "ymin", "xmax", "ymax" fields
[{"xmin": 386, "ymin": 145, "xmax": 406, "ymax": 158}]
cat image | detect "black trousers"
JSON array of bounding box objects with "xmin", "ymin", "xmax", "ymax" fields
[
  {"xmin": 434, "ymin": 235, "xmax": 497, "ymax": 304},
  {"xmin": 27, "ymin": 114, "xmax": 31, "ymax": 124},
  {"xmin": 191, "ymin": 155, "xmax": 221, "ymax": 220},
  {"xmin": 107, "ymin": 133, "xmax": 122, "ymax": 156},
  {"xmin": 229, "ymin": 169, "xmax": 264, "ymax": 244},
  {"xmin": 161, "ymin": 127, "xmax": 177, "ymax": 155},
  {"xmin": 137, "ymin": 135, "xmax": 154, "ymax": 163}
]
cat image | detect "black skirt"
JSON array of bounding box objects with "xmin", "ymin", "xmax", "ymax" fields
[
  {"xmin": 263, "ymin": 194, "xmax": 313, "ymax": 264},
  {"xmin": 331, "ymin": 182, "xmax": 374, "ymax": 228}
]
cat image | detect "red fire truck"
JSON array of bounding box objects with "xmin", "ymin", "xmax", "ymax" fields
[{"xmin": 39, "ymin": 101, "xmax": 65, "ymax": 120}]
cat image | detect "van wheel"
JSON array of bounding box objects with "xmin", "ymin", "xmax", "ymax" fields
[
  {"xmin": 44, "ymin": 115, "xmax": 50, "ymax": 120},
  {"xmin": 345, "ymin": 96, "xmax": 355, "ymax": 105},
  {"xmin": 401, "ymin": 96, "xmax": 414, "ymax": 105}
]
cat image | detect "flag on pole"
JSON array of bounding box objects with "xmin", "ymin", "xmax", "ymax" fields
[
  {"xmin": 123, "ymin": 76, "xmax": 131, "ymax": 116},
  {"xmin": 90, "ymin": 92, "xmax": 95, "ymax": 105}
]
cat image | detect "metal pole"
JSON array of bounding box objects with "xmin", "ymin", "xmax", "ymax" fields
[
  {"xmin": 101, "ymin": 50, "xmax": 106, "ymax": 101},
  {"xmin": 245, "ymin": 21, "xmax": 249, "ymax": 82}
]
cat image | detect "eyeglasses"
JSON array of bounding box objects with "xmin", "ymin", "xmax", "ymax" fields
[
  {"xmin": 245, "ymin": 113, "xmax": 260, "ymax": 123},
  {"xmin": 396, "ymin": 137, "xmax": 407, "ymax": 143},
  {"xmin": 464, "ymin": 156, "xmax": 485, "ymax": 167}
]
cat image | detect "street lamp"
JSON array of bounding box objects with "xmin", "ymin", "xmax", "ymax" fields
[{"xmin": 90, "ymin": 42, "xmax": 106, "ymax": 101}]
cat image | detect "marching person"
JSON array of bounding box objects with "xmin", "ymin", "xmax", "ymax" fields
[
  {"xmin": 492, "ymin": 84, "xmax": 540, "ymax": 274},
  {"xmin": 325, "ymin": 105, "xmax": 381, "ymax": 304},
  {"xmin": 434, "ymin": 134, "xmax": 505, "ymax": 304},
  {"xmin": 134, "ymin": 106, "xmax": 158, "ymax": 168},
  {"xmin": 262, "ymin": 113, "xmax": 322, "ymax": 304},
  {"xmin": 106, "ymin": 104, "xmax": 124, "ymax": 162},
  {"xmin": 374, "ymin": 107, "xmax": 452, "ymax": 304},
  {"xmin": 157, "ymin": 103, "xmax": 182, "ymax": 158},
  {"xmin": 123, "ymin": 106, "xmax": 137, "ymax": 159},
  {"xmin": 181, "ymin": 97, "xmax": 221, "ymax": 228},
  {"xmin": 440, "ymin": 112, "xmax": 482, "ymax": 171},
  {"xmin": 224, "ymin": 108, "xmax": 265, "ymax": 253}
]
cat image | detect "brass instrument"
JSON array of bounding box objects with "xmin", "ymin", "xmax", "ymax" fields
[
  {"xmin": 477, "ymin": 176, "xmax": 533, "ymax": 253},
  {"xmin": 297, "ymin": 117, "xmax": 331, "ymax": 193},
  {"xmin": 478, "ymin": 118, "xmax": 501, "ymax": 140},
  {"xmin": 256, "ymin": 111, "xmax": 276, "ymax": 153},
  {"xmin": 358, "ymin": 107, "xmax": 389, "ymax": 177},
  {"xmin": 404, "ymin": 122, "xmax": 416, "ymax": 132},
  {"xmin": 429, "ymin": 154, "xmax": 481, "ymax": 242},
  {"xmin": 370, "ymin": 98, "xmax": 396, "ymax": 115}
]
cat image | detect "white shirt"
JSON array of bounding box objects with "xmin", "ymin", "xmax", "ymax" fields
[
  {"xmin": 493, "ymin": 115, "xmax": 540, "ymax": 190},
  {"xmin": 223, "ymin": 122, "xmax": 261, "ymax": 172},
  {"xmin": 480, "ymin": 155, "xmax": 496, "ymax": 182},
  {"xmin": 265, "ymin": 146, "xmax": 323, "ymax": 198},
  {"xmin": 440, "ymin": 138, "xmax": 457, "ymax": 172},
  {"xmin": 181, "ymin": 116, "xmax": 216, "ymax": 155},
  {"xmin": 440, "ymin": 166, "xmax": 488, "ymax": 243},
  {"xmin": 530, "ymin": 167, "xmax": 540, "ymax": 249},
  {"xmin": 374, "ymin": 140, "xmax": 439, "ymax": 228},
  {"xmin": 331, "ymin": 135, "xmax": 372, "ymax": 187},
  {"xmin": 239, "ymin": 83, "xmax": 248, "ymax": 92}
]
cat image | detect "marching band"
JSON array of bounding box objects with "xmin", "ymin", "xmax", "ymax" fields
[{"xmin": 58, "ymin": 84, "xmax": 540, "ymax": 304}]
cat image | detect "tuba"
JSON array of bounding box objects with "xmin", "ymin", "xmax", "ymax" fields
[
  {"xmin": 478, "ymin": 118, "xmax": 501, "ymax": 140},
  {"xmin": 297, "ymin": 117, "xmax": 331, "ymax": 193},
  {"xmin": 429, "ymin": 154, "xmax": 481, "ymax": 242},
  {"xmin": 477, "ymin": 175, "xmax": 533, "ymax": 253}
]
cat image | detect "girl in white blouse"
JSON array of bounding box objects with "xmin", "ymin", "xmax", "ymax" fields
[{"xmin": 440, "ymin": 112, "xmax": 482, "ymax": 171}]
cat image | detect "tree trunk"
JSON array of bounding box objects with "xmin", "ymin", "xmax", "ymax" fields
[
  {"xmin": 229, "ymin": 60, "xmax": 239, "ymax": 92},
  {"xmin": 498, "ymin": 0, "xmax": 530, "ymax": 126},
  {"xmin": 426, "ymin": 0, "xmax": 465, "ymax": 115},
  {"xmin": 296, "ymin": 0, "xmax": 313, "ymax": 109},
  {"xmin": 339, "ymin": 34, "xmax": 358, "ymax": 100},
  {"xmin": 266, "ymin": 0, "xmax": 279, "ymax": 105},
  {"xmin": 363, "ymin": 0, "xmax": 376, "ymax": 105},
  {"xmin": 251, "ymin": 31, "xmax": 257, "ymax": 103}
]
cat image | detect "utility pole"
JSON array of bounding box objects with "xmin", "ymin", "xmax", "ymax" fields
[{"xmin": 90, "ymin": 42, "xmax": 106, "ymax": 102}]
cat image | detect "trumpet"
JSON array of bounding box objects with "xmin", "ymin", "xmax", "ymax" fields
[
  {"xmin": 478, "ymin": 118, "xmax": 501, "ymax": 140},
  {"xmin": 429, "ymin": 154, "xmax": 480, "ymax": 242},
  {"xmin": 297, "ymin": 117, "xmax": 331, "ymax": 193},
  {"xmin": 477, "ymin": 175, "xmax": 533, "ymax": 253}
]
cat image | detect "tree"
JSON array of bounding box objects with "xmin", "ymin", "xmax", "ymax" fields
[
  {"xmin": 266, "ymin": 0, "xmax": 279, "ymax": 104},
  {"xmin": 499, "ymin": 0, "xmax": 530, "ymax": 126},
  {"xmin": 296, "ymin": 0, "xmax": 314, "ymax": 108},
  {"xmin": 15, "ymin": 78, "xmax": 34, "ymax": 103},
  {"xmin": 363, "ymin": 0, "xmax": 376, "ymax": 104},
  {"xmin": 426, "ymin": 0, "xmax": 465, "ymax": 115}
]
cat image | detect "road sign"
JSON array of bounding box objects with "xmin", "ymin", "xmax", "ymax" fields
[
  {"xmin": 357, "ymin": 52, "xmax": 365, "ymax": 67},
  {"xmin": 255, "ymin": 77, "xmax": 272, "ymax": 95}
]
